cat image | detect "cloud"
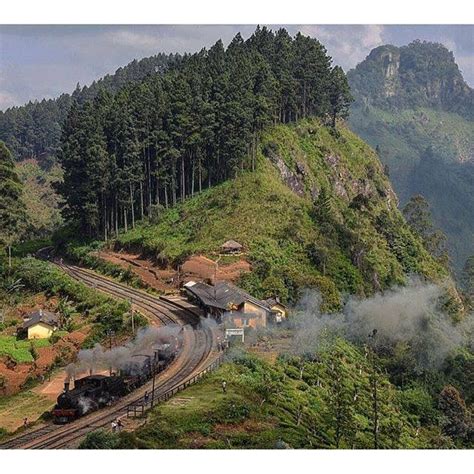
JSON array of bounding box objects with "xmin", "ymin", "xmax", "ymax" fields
[
  {"xmin": 0, "ymin": 25, "xmax": 472, "ymax": 110},
  {"xmin": 299, "ymin": 25, "xmax": 385, "ymax": 71},
  {"xmin": 106, "ymin": 30, "xmax": 162, "ymax": 50}
]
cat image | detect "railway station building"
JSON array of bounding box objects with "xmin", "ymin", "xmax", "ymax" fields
[{"xmin": 182, "ymin": 280, "xmax": 287, "ymax": 328}]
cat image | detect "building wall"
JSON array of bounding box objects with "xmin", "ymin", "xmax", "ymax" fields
[
  {"xmin": 227, "ymin": 315, "xmax": 262, "ymax": 329},
  {"xmin": 242, "ymin": 301, "xmax": 268, "ymax": 327},
  {"xmin": 27, "ymin": 322, "xmax": 54, "ymax": 339},
  {"xmin": 270, "ymin": 304, "xmax": 287, "ymax": 318}
]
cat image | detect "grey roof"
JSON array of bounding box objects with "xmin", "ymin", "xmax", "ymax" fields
[
  {"xmin": 185, "ymin": 281, "xmax": 270, "ymax": 312},
  {"xmin": 221, "ymin": 240, "xmax": 243, "ymax": 250},
  {"xmin": 23, "ymin": 310, "xmax": 59, "ymax": 329},
  {"xmin": 265, "ymin": 298, "xmax": 287, "ymax": 309}
]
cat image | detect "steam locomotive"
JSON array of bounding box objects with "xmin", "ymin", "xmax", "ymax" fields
[{"xmin": 52, "ymin": 344, "xmax": 176, "ymax": 423}]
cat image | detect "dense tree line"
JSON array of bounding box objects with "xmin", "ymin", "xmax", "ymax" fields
[
  {"xmin": 57, "ymin": 27, "xmax": 352, "ymax": 237},
  {"xmin": 0, "ymin": 141, "xmax": 26, "ymax": 266},
  {"xmin": 0, "ymin": 54, "xmax": 177, "ymax": 166}
]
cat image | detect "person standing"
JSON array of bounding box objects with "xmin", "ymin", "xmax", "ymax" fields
[{"xmin": 221, "ymin": 380, "xmax": 227, "ymax": 393}]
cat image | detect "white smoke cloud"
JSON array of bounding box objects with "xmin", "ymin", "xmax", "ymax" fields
[{"xmin": 290, "ymin": 280, "xmax": 473, "ymax": 371}]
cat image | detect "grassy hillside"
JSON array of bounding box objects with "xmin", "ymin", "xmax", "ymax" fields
[
  {"xmin": 114, "ymin": 118, "xmax": 447, "ymax": 311},
  {"xmin": 16, "ymin": 160, "xmax": 63, "ymax": 238}
]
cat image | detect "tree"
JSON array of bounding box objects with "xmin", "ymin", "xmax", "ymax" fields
[
  {"xmin": 438, "ymin": 385, "xmax": 471, "ymax": 440},
  {"xmin": 0, "ymin": 141, "xmax": 27, "ymax": 267},
  {"xmin": 402, "ymin": 194, "xmax": 450, "ymax": 268},
  {"xmin": 328, "ymin": 66, "xmax": 353, "ymax": 129},
  {"xmin": 325, "ymin": 356, "xmax": 357, "ymax": 448}
]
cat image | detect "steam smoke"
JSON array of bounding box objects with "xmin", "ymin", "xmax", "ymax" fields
[
  {"xmin": 66, "ymin": 324, "xmax": 184, "ymax": 381},
  {"xmin": 199, "ymin": 316, "xmax": 218, "ymax": 331},
  {"xmin": 77, "ymin": 396, "xmax": 93, "ymax": 415},
  {"xmin": 291, "ymin": 280, "xmax": 473, "ymax": 371}
]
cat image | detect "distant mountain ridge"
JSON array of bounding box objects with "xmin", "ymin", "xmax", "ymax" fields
[
  {"xmin": 349, "ymin": 41, "xmax": 473, "ymax": 120},
  {"xmin": 348, "ymin": 41, "xmax": 474, "ymax": 274}
]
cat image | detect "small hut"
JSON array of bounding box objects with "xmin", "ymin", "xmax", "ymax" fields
[
  {"xmin": 221, "ymin": 240, "xmax": 243, "ymax": 255},
  {"xmin": 22, "ymin": 309, "xmax": 59, "ymax": 339}
]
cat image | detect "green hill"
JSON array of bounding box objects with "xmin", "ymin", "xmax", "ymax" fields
[
  {"xmin": 113, "ymin": 118, "xmax": 450, "ymax": 312},
  {"xmin": 347, "ymin": 41, "xmax": 474, "ymax": 274}
]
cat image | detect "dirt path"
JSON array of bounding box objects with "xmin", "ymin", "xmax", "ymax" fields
[{"xmin": 97, "ymin": 250, "xmax": 251, "ymax": 291}]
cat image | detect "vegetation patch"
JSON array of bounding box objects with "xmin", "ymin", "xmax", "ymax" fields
[
  {"xmin": 87, "ymin": 340, "xmax": 472, "ymax": 449},
  {"xmin": 0, "ymin": 336, "xmax": 50, "ymax": 363}
]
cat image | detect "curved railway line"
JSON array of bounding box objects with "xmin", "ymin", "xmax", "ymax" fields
[{"xmin": 0, "ymin": 260, "xmax": 218, "ymax": 449}]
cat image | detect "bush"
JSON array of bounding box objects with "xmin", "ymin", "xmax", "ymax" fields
[
  {"xmin": 399, "ymin": 386, "xmax": 438, "ymax": 424},
  {"xmin": 78, "ymin": 430, "xmax": 120, "ymax": 449}
]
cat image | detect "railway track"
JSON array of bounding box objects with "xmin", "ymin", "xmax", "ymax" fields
[{"xmin": 0, "ymin": 260, "xmax": 217, "ymax": 449}]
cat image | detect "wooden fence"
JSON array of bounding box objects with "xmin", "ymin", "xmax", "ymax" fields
[{"xmin": 126, "ymin": 352, "xmax": 225, "ymax": 418}]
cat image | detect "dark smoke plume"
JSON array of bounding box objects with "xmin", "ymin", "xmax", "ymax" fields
[{"xmin": 65, "ymin": 324, "xmax": 183, "ymax": 380}]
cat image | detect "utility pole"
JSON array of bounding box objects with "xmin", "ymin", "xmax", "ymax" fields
[
  {"xmin": 130, "ymin": 298, "xmax": 135, "ymax": 335},
  {"xmin": 107, "ymin": 329, "xmax": 115, "ymax": 349},
  {"xmin": 151, "ymin": 350, "xmax": 158, "ymax": 408}
]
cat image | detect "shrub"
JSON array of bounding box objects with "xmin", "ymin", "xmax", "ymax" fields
[{"xmin": 79, "ymin": 430, "xmax": 120, "ymax": 449}]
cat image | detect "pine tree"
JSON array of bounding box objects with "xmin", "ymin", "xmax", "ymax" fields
[
  {"xmin": 0, "ymin": 141, "xmax": 27, "ymax": 266},
  {"xmin": 403, "ymin": 194, "xmax": 450, "ymax": 268},
  {"xmin": 460, "ymin": 255, "xmax": 474, "ymax": 302},
  {"xmin": 328, "ymin": 66, "xmax": 353, "ymax": 129},
  {"xmin": 54, "ymin": 27, "xmax": 352, "ymax": 237}
]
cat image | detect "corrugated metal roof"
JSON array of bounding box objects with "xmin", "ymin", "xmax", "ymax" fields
[
  {"xmin": 23, "ymin": 310, "xmax": 59, "ymax": 329},
  {"xmin": 184, "ymin": 280, "xmax": 270, "ymax": 312}
]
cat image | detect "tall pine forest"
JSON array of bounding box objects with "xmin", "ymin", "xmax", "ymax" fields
[{"xmin": 55, "ymin": 28, "xmax": 352, "ymax": 238}]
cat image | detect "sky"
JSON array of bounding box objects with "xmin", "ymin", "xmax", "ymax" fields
[{"xmin": 0, "ymin": 24, "xmax": 473, "ymax": 110}]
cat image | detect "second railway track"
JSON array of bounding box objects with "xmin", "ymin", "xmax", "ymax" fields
[{"xmin": 1, "ymin": 260, "xmax": 217, "ymax": 449}]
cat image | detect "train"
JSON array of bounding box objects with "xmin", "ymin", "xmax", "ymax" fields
[{"xmin": 52, "ymin": 343, "xmax": 176, "ymax": 424}]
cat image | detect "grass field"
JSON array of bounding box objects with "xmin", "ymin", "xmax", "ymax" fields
[
  {"xmin": 0, "ymin": 389, "xmax": 55, "ymax": 434},
  {"xmin": 0, "ymin": 336, "xmax": 51, "ymax": 363}
]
